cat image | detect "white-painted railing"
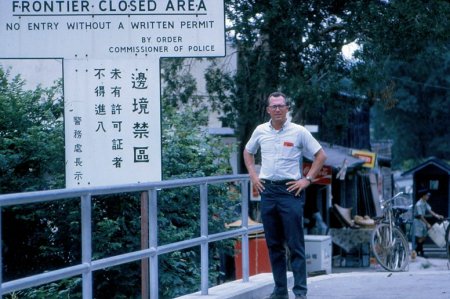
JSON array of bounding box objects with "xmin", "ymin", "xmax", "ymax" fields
[{"xmin": 0, "ymin": 175, "xmax": 262, "ymax": 298}]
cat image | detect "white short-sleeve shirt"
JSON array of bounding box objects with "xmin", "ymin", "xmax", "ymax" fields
[{"xmin": 245, "ymin": 120, "xmax": 322, "ymax": 180}]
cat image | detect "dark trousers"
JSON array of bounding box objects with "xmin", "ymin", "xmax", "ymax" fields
[{"xmin": 260, "ymin": 184, "xmax": 307, "ymax": 296}]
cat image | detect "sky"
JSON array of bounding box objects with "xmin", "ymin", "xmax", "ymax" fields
[
  {"xmin": 342, "ymin": 41, "xmax": 359, "ymax": 61},
  {"xmin": 0, "ymin": 58, "xmax": 62, "ymax": 89}
]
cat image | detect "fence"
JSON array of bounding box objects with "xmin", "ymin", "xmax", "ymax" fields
[{"xmin": 0, "ymin": 174, "xmax": 263, "ymax": 298}]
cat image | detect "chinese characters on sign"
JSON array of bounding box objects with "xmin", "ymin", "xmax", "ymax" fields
[{"xmin": 65, "ymin": 59, "xmax": 161, "ymax": 187}]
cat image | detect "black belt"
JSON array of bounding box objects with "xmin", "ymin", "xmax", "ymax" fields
[{"xmin": 262, "ymin": 179, "xmax": 294, "ymax": 185}]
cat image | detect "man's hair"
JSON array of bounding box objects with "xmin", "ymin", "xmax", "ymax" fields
[{"xmin": 267, "ymin": 91, "xmax": 289, "ymax": 106}]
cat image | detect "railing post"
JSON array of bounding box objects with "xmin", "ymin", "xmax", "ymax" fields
[
  {"xmin": 148, "ymin": 188, "xmax": 158, "ymax": 299},
  {"xmin": 81, "ymin": 194, "xmax": 93, "ymax": 299},
  {"xmin": 200, "ymin": 183, "xmax": 209, "ymax": 295},
  {"xmin": 141, "ymin": 191, "xmax": 149, "ymax": 299},
  {"xmin": 240, "ymin": 180, "xmax": 250, "ymax": 282}
]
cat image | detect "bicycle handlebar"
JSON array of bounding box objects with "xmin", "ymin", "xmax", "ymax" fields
[{"xmin": 379, "ymin": 192, "xmax": 410, "ymax": 210}]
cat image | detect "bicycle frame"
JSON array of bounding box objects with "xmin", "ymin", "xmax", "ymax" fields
[
  {"xmin": 380, "ymin": 192, "xmax": 411, "ymax": 230},
  {"xmin": 380, "ymin": 207, "xmax": 396, "ymax": 245}
]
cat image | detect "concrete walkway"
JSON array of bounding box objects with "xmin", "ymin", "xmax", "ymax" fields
[
  {"xmin": 306, "ymin": 270, "xmax": 450, "ymax": 299},
  {"xmin": 176, "ymin": 257, "xmax": 450, "ymax": 299},
  {"xmin": 304, "ymin": 256, "xmax": 450, "ymax": 299}
]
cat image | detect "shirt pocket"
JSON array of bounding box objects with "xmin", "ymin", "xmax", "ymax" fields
[{"xmin": 281, "ymin": 140, "xmax": 295, "ymax": 157}]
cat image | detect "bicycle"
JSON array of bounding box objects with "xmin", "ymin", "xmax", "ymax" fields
[{"xmin": 370, "ymin": 192, "xmax": 411, "ymax": 272}]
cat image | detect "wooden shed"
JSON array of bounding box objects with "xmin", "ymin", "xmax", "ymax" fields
[{"xmin": 402, "ymin": 157, "xmax": 450, "ymax": 218}]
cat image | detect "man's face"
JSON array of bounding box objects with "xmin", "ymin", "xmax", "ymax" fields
[{"xmin": 266, "ymin": 96, "xmax": 288, "ymax": 122}]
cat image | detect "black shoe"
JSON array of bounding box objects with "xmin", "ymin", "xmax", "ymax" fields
[
  {"xmin": 264, "ymin": 293, "xmax": 289, "ymax": 299},
  {"xmin": 295, "ymin": 296, "xmax": 307, "ymax": 299}
]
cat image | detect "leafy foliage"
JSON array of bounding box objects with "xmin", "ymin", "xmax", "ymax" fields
[
  {"xmin": 0, "ymin": 68, "xmax": 75, "ymax": 285},
  {"xmin": 212, "ymin": 0, "xmax": 450, "ymax": 169},
  {"xmin": 212, "ymin": 0, "xmax": 379, "ymax": 169},
  {"xmin": 9, "ymin": 278, "xmax": 82, "ymax": 299},
  {"xmin": 351, "ymin": 0, "xmax": 450, "ymax": 168},
  {"xmin": 0, "ymin": 67, "xmax": 64, "ymax": 193}
]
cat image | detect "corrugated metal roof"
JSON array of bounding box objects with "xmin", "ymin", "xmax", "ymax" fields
[{"xmin": 304, "ymin": 142, "xmax": 366, "ymax": 170}]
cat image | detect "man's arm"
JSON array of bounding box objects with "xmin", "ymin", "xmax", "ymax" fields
[
  {"xmin": 243, "ymin": 149, "xmax": 264, "ymax": 194},
  {"xmin": 430, "ymin": 209, "xmax": 444, "ymax": 220},
  {"xmin": 305, "ymin": 148, "xmax": 327, "ymax": 180},
  {"xmin": 287, "ymin": 148, "xmax": 327, "ymax": 196}
]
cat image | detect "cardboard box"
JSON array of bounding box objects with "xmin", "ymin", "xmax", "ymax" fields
[{"xmin": 305, "ymin": 235, "xmax": 332, "ymax": 274}]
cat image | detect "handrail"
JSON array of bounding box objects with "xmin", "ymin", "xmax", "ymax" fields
[{"xmin": 0, "ymin": 174, "xmax": 260, "ymax": 298}]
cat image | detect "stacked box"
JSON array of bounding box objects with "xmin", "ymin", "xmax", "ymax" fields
[{"xmin": 305, "ymin": 235, "xmax": 332, "ymax": 274}]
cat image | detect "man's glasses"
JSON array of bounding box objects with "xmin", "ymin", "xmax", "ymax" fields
[{"xmin": 268, "ymin": 105, "xmax": 288, "ymax": 110}]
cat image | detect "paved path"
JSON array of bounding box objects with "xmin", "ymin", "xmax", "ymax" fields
[
  {"xmin": 177, "ymin": 257, "xmax": 450, "ymax": 299},
  {"xmin": 306, "ymin": 270, "xmax": 450, "ymax": 298},
  {"xmin": 301, "ymin": 257, "xmax": 450, "ymax": 299}
]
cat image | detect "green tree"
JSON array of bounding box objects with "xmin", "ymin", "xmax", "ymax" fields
[
  {"xmin": 0, "ymin": 68, "xmax": 78, "ymax": 289},
  {"xmin": 0, "ymin": 67, "xmax": 64, "ymax": 193},
  {"xmin": 207, "ymin": 0, "xmax": 450, "ymax": 170},
  {"xmin": 350, "ymin": 0, "xmax": 450, "ymax": 168},
  {"xmin": 208, "ymin": 0, "xmax": 376, "ymax": 171}
]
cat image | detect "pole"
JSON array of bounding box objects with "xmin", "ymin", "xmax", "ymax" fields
[{"xmin": 141, "ymin": 192, "xmax": 149, "ymax": 299}]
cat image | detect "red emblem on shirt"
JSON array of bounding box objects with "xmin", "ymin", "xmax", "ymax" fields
[{"xmin": 283, "ymin": 141, "xmax": 294, "ymax": 147}]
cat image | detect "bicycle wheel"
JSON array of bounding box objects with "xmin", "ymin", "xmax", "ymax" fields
[{"xmin": 371, "ymin": 224, "xmax": 410, "ymax": 272}]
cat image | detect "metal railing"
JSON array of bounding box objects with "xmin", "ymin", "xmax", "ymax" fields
[{"xmin": 0, "ymin": 174, "xmax": 262, "ymax": 298}]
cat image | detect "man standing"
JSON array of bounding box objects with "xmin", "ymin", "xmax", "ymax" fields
[{"xmin": 243, "ymin": 92, "xmax": 327, "ymax": 299}]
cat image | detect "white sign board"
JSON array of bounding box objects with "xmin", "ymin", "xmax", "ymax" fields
[
  {"xmin": 64, "ymin": 59, "xmax": 162, "ymax": 187},
  {"xmin": 0, "ymin": 0, "xmax": 225, "ymax": 188},
  {"xmin": 0, "ymin": 0, "xmax": 225, "ymax": 58}
]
